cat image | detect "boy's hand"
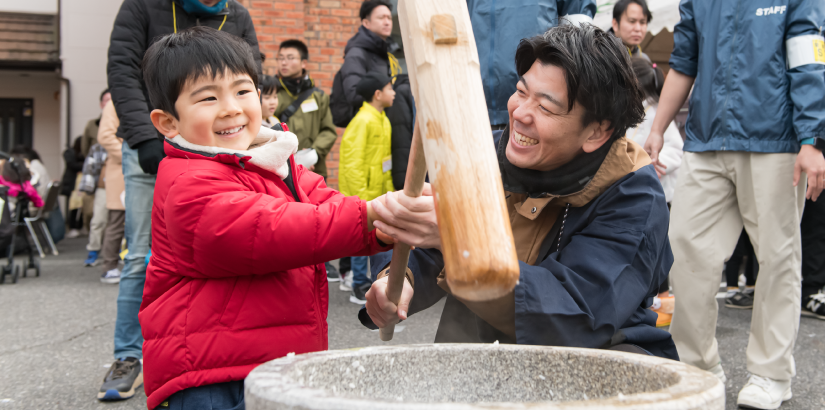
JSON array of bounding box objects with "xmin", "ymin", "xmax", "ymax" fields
[
  {"xmin": 366, "ymin": 275, "xmax": 414, "ymax": 328},
  {"xmin": 372, "ymin": 184, "xmax": 441, "ymax": 250}
]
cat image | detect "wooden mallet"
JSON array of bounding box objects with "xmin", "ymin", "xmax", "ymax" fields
[{"xmin": 379, "ymin": 0, "xmax": 520, "ymax": 341}]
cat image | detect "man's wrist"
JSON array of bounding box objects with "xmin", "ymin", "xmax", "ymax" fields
[{"xmin": 801, "ymin": 137, "xmax": 825, "ymax": 152}]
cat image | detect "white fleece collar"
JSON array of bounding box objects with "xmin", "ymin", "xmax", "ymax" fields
[{"xmin": 168, "ymin": 126, "xmax": 299, "ymax": 179}]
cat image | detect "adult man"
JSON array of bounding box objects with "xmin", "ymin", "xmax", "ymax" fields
[
  {"xmin": 274, "ymin": 39, "xmax": 341, "ymax": 283},
  {"xmin": 609, "ymin": 0, "xmax": 651, "ymax": 59},
  {"xmin": 364, "ymin": 24, "xmax": 677, "ymax": 359},
  {"xmin": 645, "ymin": 0, "xmax": 825, "ymax": 408},
  {"xmin": 275, "ymin": 40, "xmax": 337, "ymax": 178},
  {"xmin": 467, "ymin": 0, "xmax": 597, "ymax": 129},
  {"xmin": 101, "ymin": 0, "xmax": 260, "ymax": 401}
]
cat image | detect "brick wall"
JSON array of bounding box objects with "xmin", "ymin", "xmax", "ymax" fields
[{"xmin": 243, "ymin": 0, "xmax": 363, "ymax": 189}]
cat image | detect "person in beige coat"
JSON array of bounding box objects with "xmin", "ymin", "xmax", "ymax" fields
[{"xmin": 97, "ymin": 100, "xmax": 126, "ymax": 284}]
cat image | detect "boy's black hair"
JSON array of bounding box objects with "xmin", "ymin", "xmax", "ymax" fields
[
  {"xmin": 612, "ymin": 0, "xmax": 652, "ymax": 24},
  {"xmin": 359, "ymin": 0, "xmax": 392, "ymax": 21},
  {"xmin": 100, "ymin": 88, "xmax": 110, "ymax": 101},
  {"xmin": 515, "ymin": 24, "xmax": 645, "ymax": 141},
  {"xmin": 260, "ymin": 74, "xmax": 281, "ymax": 96},
  {"xmin": 279, "ymin": 39, "xmax": 309, "ymax": 61},
  {"xmin": 10, "ymin": 145, "xmax": 40, "ymax": 162},
  {"xmin": 142, "ymin": 26, "xmax": 259, "ymax": 119},
  {"xmin": 356, "ymin": 71, "xmax": 392, "ymax": 103},
  {"xmin": 630, "ymin": 57, "xmax": 664, "ymax": 103}
]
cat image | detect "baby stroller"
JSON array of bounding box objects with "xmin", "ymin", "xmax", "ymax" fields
[{"xmin": 0, "ymin": 158, "xmax": 40, "ymax": 284}]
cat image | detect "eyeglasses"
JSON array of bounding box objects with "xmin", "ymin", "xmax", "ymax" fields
[{"xmin": 276, "ymin": 56, "xmax": 300, "ymax": 63}]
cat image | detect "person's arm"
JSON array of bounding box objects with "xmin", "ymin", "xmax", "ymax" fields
[
  {"xmin": 164, "ymin": 171, "xmax": 388, "ymax": 279},
  {"xmin": 644, "ymin": 0, "xmax": 697, "ymax": 163},
  {"xmin": 338, "ymin": 120, "xmax": 369, "ymax": 198},
  {"xmin": 311, "ymin": 95, "xmax": 339, "ymax": 159},
  {"xmin": 341, "ymin": 49, "xmax": 368, "ymax": 110},
  {"xmin": 238, "ymin": 6, "xmax": 263, "ymax": 80},
  {"xmin": 656, "ymin": 121, "xmax": 684, "ymax": 176},
  {"xmin": 558, "ymin": 0, "xmax": 597, "ymax": 25},
  {"xmin": 22, "ymin": 182, "xmax": 44, "ymax": 208},
  {"xmin": 97, "ymin": 100, "xmax": 123, "ymax": 165},
  {"xmin": 786, "ymin": 0, "xmax": 825, "ymax": 201}
]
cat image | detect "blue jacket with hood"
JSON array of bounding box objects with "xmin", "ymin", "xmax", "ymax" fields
[
  {"xmin": 467, "ymin": 0, "xmax": 597, "ymax": 125},
  {"xmin": 671, "ymin": 0, "xmax": 825, "ymax": 153}
]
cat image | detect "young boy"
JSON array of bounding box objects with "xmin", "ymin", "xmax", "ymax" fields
[
  {"xmin": 260, "ymin": 74, "xmax": 281, "ymax": 128},
  {"xmin": 339, "ymin": 71, "xmax": 396, "ymax": 304},
  {"xmin": 139, "ymin": 27, "xmax": 403, "ymax": 410}
]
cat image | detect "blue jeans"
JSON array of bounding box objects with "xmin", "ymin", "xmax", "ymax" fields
[
  {"xmin": 351, "ymin": 256, "xmax": 370, "ymax": 289},
  {"xmin": 157, "ymin": 381, "xmax": 244, "ymax": 410},
  {"xmin": 114, "ymin": 143, "xmax": 156, "ymax": 360}
]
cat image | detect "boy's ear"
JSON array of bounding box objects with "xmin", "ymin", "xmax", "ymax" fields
[
  {"xmin": 150, "ymin": 109, "xmax": 180, "ymax": 138},
  {"xmin": 372, "ymin": 89, "xmax": 381, "ymax": 103}
]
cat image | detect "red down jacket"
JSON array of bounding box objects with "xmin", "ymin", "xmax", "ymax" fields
[{"xmin": 139, "ymin": 137, "xmax": 388, "ymax": 409}]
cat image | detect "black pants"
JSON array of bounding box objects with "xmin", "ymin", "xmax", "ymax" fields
[
  {"xmin": 725, "ymin": 229, "xmax": 758, "ymax": 288},
  {"xmin": 802, "ymin": 197, "xmax": 825, "ymax": 299},
  {"xmin": 339, "ymin": 256, "xmax": 351, "ymax": 274}
]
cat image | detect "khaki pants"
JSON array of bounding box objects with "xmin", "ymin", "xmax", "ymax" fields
[
  {"xmin": 669, "ymin": 151, "xmax": 805, "ymax": 381},
  {"xmin": 87, "ymin": 188, "xmax": 108, "ymax": 251}
]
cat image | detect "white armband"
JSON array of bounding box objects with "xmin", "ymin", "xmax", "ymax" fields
[
  {"xmin": 786, "ymin": 34, "xmax": 825, "ymax": 69},
  {"xmin": 560, "ymin": 14, "xmax": 593, "ymax": 27}
]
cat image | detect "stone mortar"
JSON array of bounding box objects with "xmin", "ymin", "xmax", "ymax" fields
[{"xmin": 245, "ymin": 344, "xmax": 724, "ymax": 410}]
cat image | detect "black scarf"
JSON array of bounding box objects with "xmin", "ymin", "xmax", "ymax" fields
[
  {"xmin": 281, "ymin": 72, "xmax": 313, "ymax": 96},
  {"xmin": 497, "ymin": 126, "xmax": 612, "ymax": 197}
]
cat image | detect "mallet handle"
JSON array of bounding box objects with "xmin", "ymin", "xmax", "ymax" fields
[{"xmin": 379, "ymin": 122, "xmax": 427, "ymax": 341}]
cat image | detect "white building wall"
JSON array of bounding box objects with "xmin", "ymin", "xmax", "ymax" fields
[
  {"xmin": 0, "ymin": 71, "xmax": 62, "ymax": 180},
  {"xmin": 60, "ymin": 0, "xmax": 123, "ymax": 142},
  {"xmin": 0, "ymin": 0, "xmax": 57, "ymax": 14}
]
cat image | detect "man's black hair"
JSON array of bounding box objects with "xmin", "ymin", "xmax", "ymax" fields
[
  {"xmin": 100, "ymin": 88, "xmax": 110, "ymax": 101},
  {"xmin": 612, "ymin": 0, "xmax": 652, "ymax": 24},
  {"xmin": 279, "ymin": 39, "xmax": 309, "ymax": 61},
  {"xmin": 142, "ymin": 26, "xmax": 259, "ymax": 119},
  {"xmin": 260, "ymin": 74, "xmax": 281, "ymax": 96},
  {"xmin": 359, "ymin": 0, "xmax": 392, "ymax": 21},
  {"xmin": 515, "ymin": 24, "xmax": 646, "ymax": 141}
]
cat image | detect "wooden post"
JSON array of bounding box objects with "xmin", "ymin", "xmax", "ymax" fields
[{"xmin": 394, "ymin": 0, "xmax": 520, "ymax": 302}]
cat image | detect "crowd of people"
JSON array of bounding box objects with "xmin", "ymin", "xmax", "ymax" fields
[{"xmin": 1, "ymin": 0, "xmax": 813, "ymax": 409}]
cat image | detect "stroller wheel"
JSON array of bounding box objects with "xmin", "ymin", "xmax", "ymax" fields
[
  {"xmin": 21, "ymin": 262, "xmax": 26, "ymax": 278},
  {"xmin": 11, "ymin": 265, "xmax": 19, "ymax": 284},
  {"xmin": 34, "ymin": 258, "xmax": 40, "ymax": 277},
  {"xmin": 0, "ymin": 267, "xmax": 5, "ymax": 284}
]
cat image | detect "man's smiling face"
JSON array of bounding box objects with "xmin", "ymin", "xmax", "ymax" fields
[
  {"xmin": 506, "ymin": 62, "xmax": 608, "ymax": 172},
  {"xmin": 161, "ymin": 69, "xmax": 261, "ymax": 151}
]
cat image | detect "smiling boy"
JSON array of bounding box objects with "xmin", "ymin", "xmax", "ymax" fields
[{"xmin": 137, "ymin": 27, "xmax": 405, "ymax": 410}]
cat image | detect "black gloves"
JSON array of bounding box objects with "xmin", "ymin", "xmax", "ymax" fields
[{"xmin": 135, "ymin": 138, "xmax": 165, "ymax": 175}]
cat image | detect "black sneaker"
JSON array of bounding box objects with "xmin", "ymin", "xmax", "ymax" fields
[
  {"xmin": 98, "ymin": 357, "xmax": 143, "ymax": 401},
  {"xmin": 725, "ymin": 289, "xmax": 754, "ymax": 309},
  {"xmin": 325, "ymin": 261, "xmax": 340, "ymax": 282},
  {"xmin": 802, "ymin": 293, "xmax": 825, "ymax": 320},
  {"xmin": 350, "ymin": 283, "xmax": 369, "ymax": 305}
]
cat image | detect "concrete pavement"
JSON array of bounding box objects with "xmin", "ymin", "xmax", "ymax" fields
[{"xmin": 0, "ymin": 237, "xmax": 822, "ymax": 409}]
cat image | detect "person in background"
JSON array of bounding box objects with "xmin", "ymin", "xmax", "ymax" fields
[
  {"xmin": 78, "ymin": 144, "xmax": 108, "ymax": 267},
  {"xmin": 81, "ymin": 90, "xmax": 112, "ymax": 157},
  {"xmin": 801, "ymin": 192, "xmax": 825, "ymax": 319},
  {"xmin": 11, "ymin": 145, "xmax": 51, "ymax": 202},
  {"xmin": 610, "ymin": 0, "xmax": 651, "ymax": 60},
  {"xmin": 102, "ymin": 0, "xmax": 262, "ymax": 401},
  {"xmin": 626, "ymin": 57, "xmax": 682, "ymax": 328},
  {"xmin": 645, "ymin": 0, "xmax": 825, "ymax": 407},
  {"xmin": 97, "ymin": 100, "xmax": 126, "ymax": 285},
  {"xmin": 260, "ymin": 74, "xmax": 281, "ymax": 128},
  {"xmin": 339, "ymin": 71, "xmax": 395, "ymax": 304},
  {"xmin": 466, "ymin": 0, "xmax": 597, "ymax": 129},
  {"xmin": 60, "ymin": 137, "xmax": 84, "ymax": 238},
  {"xmin": 724, "ymin": 229, "xmax": 759, "ymax": 309},
  {"xmin": 1, "ymin": 156, "xmax": 44, "ymax": 209}
]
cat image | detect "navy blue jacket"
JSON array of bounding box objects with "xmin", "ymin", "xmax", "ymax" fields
[
  {"xmin": 368, "ymin": 163, "xmax": 677, "ymax": 360},
  {"xmin": 467, "ymin": 0, "xmax": 597, "ymax": 125},
  {"xmin": 671, "ymin": 0, "xmax": 825, "ymax": 153}
]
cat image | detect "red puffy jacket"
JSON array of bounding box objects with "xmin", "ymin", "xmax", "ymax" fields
[{"xmin": 139, "ymin": 137, "xmax": 388, "ymax": 409}]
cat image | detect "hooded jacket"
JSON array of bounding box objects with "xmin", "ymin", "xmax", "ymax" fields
[
  {"xmin": 140, "ymin": 127, "xmax": 390, "ymax": 409},
  {"xmin": 339, "ymin": 103, "xmax": 395, "ymax": 200},
  {"xmin": 107, "ymin": 0, "xmax": 262, "ymax": 149},
  {"xmin": 467, "ymin": 0, "xmax": 597, "ymax": 125},
  {"xmin": 671, "ymin": 0, "xmax": 825, "ymax": 153},
  {"xmin": 340, "ymin": 26, "xmax": 400, "ymax": 112},
  {"xmin": 366, "ymin": 134, "xmax": 677, "ymax": 359}
]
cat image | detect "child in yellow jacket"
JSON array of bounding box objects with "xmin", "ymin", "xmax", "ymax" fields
[{"xmin": 339, "ymin": 71, "xmax": 395, "ymax": 303}]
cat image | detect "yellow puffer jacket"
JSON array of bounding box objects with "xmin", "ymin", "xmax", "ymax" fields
[{"xmin": 339, "ymin": 102, "xmax": 395, "ymax": 200}]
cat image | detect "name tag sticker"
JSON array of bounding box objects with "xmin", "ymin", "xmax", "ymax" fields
[
  {"xmin": 382, "ymin": 156, "xmax": 392, "ymax": 173},
  {"xmin": 814, "ymin": 38, "xmax": 825, "ymax": 63},
  {"xmin": 301, "ymin": 98, "xmax": 319, "ymax": 113}
]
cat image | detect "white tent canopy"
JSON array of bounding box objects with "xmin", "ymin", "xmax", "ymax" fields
[{"xmin": 593, "ymin": 0, "xmax": 683, "ymax": 35}]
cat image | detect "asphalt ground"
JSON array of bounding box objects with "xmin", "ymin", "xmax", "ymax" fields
[{"xmin": 0, "ymin": 237, "xmax": 822, "ymax": 409}]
